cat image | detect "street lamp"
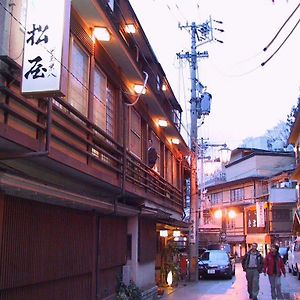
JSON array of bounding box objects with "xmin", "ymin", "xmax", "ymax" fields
[{"xmin": 219, "ymin": 146, "xmax": 231, "ymax": 165}]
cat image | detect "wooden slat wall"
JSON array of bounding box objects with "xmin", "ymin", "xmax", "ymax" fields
[
  {"xmin": 0, "ymin": 196, "xmax": 94, "ymax": 300},
  {"xmin": 138, "ymin": 218, "xmax": 156, "ymax": 263},
  {"xmin": 98, "ymin": 216, "xmax": 127, "ymax": 299}
]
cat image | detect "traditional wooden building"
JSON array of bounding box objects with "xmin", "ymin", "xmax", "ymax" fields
[
  {"xmin": 201, "ymin": 148, "xmax": 296, "ymax": 257},
  {"xmin": 0, "ymin": 0, "xmax": 190, "ymax": 299}
]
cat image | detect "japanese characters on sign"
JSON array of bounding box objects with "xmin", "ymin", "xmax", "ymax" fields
[
  {"xmin": 21, "ymin": 0, "xmax": 70, "ymax": 96},
  {"xmin": 256, "ymin": 201, "xmax": 265, "ymax": 227}
]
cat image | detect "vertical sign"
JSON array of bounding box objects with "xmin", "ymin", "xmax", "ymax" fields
[
  {"xmin": 21, "ymin": 0, "xmax": 70, "ymax": 96},
  {"xmin": 256, "ymin": 202, "xmax": 265, "ymax": 227}
]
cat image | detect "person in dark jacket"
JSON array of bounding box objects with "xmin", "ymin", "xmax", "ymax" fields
[
  {"xmin": 242, "ymin": 243, "xmax": 264, "ymax": 300},
  {"xmin": 263, "ymin": 244, "xmax": 286, "ymax": 300}
]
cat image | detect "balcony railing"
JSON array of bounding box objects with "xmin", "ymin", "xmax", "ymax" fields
[{"xmin": 0, "ymin": 56, "xmax": 183, "ymax": 212}]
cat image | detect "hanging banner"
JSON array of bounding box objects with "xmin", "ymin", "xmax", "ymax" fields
[
  {"xmin": 21, "ymin": 0, "xmax": 70, "ymax": 96},
  {"xmin": 256, "ymin": 202, "xmax": 265, "ymax": 227}
]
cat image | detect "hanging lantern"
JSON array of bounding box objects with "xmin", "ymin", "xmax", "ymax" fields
[{"xmin": 167, "ymin": 271, "xmax": 173, "ymax": 286}]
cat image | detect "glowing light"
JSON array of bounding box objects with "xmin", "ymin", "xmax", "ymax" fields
[
  {"xmin": 133, "ymin": 84, "xmax": 146, "ymax": 94},
  {"xmin": 158, "ymin": 119, "xmax": 168, "ymax": 127},
  {"xmin": 160, "ymin": 230, "xmax": 168, "ymax": 237},
  {"xmin": 228, "ymin": 210, "xmax": 236, "ymax": 219},
  {"xmin": 93, "ymin": 27, "xmax": 111, "ymax": 41},
  {"xmin": 125, "ymin": 24, "xmax": 136, "ymax": 33},
  {"xmin": 171, "ymin": 138, "xmax": 180, "ymax": 145},
  {"xmin": 214, "ymin": 209, "xmax": 222, "ymax": 219},
  {"xmin": 167, "ymin": 271, "xmax": 173, "ymax": 286},
  {"xmin": 173, "ymin": 230, "xmax": 181, "ymax": 237},
  {"xmin": 162, "ymin": 84, "xmax": 167, "ymax": 91}
]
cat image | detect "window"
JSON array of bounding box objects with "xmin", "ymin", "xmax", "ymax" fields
[
  {"xmin": 273, "ymin": 209, "xmax": 292, "ymax": 222},
  {"xmin": 67, "ymin": 38, "xmax": 89, "ymax": 116},
  {"xmin": 165, "ymin": 149, "xmax": 173, "ymax": 184},
  {"xmin": 211, "ymin": 192, "xmax": 223, "ymax": 205},
  {"xmin": 230, "ymin": 188, "xmax": 244, "ymax": 202},
  {"xmin": 129, "ymin": 108, "xmax": 142, "ymax": 158},
  {"xmin": 93, "ymin": 67, "xmax": 107, "ymax": 131},
  {"xmin": 106, "ymin": 82, "xmax": 115, "ymax": 137},
  {"xmin": 150, "ymin": 133, "xmax": 160, "ymax": 173}
]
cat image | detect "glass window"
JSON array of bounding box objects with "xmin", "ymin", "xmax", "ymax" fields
[
  {"xmin": 129, "ymin": 108, "xmax": 142, "ymax": 158},
  {"xmin": 230, "ymin": 188, "xmax": 244, "ymax": 202},
  {"xmin": 68, "ymin": 38, "xmax": 89, "ymax": 116},
  {"xmin": 106, "ymin": 82, "xmax": 115, "ymax": 137},
  {"xmin": 93, "ymin": 67, "xmax": 107, "ymax": 131}
]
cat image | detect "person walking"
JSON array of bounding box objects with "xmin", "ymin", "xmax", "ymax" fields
[
  {"xmin": 263, "ymin": 244, "xmax": 286, "ymax": 300},
  {"xmin": 242, "ymin": 243, "xmax": 264, "ymax": 300}
]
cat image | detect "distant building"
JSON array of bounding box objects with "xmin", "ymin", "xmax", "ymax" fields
[{"xmin": 200, "ymin": 148, "xmax": 296, "ymax": 257}]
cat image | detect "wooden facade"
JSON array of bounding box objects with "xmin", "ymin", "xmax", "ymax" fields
[{"xmin": 0, "ymin": 0, "xmax": 190, "ymax": 299}]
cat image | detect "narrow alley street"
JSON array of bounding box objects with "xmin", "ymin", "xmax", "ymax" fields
[{"xmin": 160, "ymin": 264, "xmax": 300, "ymax": 300}]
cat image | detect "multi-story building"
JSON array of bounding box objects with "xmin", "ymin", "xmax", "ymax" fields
[
  {"xmin": 0, "ymin": 1, "xmax": 190, "ymax": 299},
  {"xmin": 201, "ymin": 148, "xmax": 296, "ymax": 257},
  {"xmin": 288, "ymin": 106, "xmax": 300, "ymax": 234}
]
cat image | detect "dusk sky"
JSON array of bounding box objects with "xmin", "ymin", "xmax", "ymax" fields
[{"xmin": 129, "ymin": 0, "xmax": 300, "ymax": 150}]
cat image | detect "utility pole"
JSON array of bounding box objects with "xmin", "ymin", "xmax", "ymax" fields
[
  {"xmin": 177, "ymin": 21, "xmax": 209, "ymax": 282},
  {"xmin": 177, "ymin": 17, "xmax": 223, "ymax": 281}
]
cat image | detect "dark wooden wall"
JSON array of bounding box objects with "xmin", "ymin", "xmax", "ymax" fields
[{"xmin": 0, "ymin": 195, "xmax": 128, "ymax": 300}]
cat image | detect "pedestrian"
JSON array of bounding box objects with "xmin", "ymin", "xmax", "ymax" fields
[
  {"xmin": 242, "ymin": 243, "xmax": 264, "ymax": 300},
  {"xmin": 263, "ymin": 244, "xmax": 286, "ymax": 300}
]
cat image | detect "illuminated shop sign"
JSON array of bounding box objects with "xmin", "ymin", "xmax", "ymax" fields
[{"xmin": 21, "ymin": 0, "xmax": 70, "ymax": 96}]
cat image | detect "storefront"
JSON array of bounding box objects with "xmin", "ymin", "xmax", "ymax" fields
[{"xmin": 246, "ymin": 233, "xmax": 271, "ymax": 257}]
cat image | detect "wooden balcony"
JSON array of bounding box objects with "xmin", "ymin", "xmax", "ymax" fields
[{"xmin": 0, "ymin": 57, "xmax": 184, "ymax": 214}]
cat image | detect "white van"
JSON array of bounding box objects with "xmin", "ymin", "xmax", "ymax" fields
[{"xmin": 288, "ymin": 237, "xmax": 300, "ymax": 279}]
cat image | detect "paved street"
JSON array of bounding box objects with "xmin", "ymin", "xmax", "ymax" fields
[{"xmin": 160, "ymin": 263, "xmax": 300, "ymax": 300}]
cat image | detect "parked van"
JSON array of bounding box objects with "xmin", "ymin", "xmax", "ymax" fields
[{"xmin": 288, "ymin": 237, "xmax": 300, "ymax": 279}]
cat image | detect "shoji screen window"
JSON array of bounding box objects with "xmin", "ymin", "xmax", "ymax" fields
[
  {"xmin": 93, "ymin": 67, "xmax": 107, "ymax": 131},
  {"xmin": 68, "ymin": 38, "xmax": 89, "ymax": 116},
  {"xmin": 151, "ymin": 134, "xmax": 160, "ymax": 174},
  {"xmin": 106, "ymin": 82, "xmax": 115, "ymax": 138},
  {"xmin": 129, "ymin": 108, "xmax": 142, "ymax": 159}
]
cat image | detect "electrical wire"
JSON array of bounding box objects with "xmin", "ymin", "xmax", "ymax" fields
[
  {"xmin": 261, "ymin": 17, "xmax": 300, "ymax": 67},
  {"xmin": 263, "ymin": 1, "xmax": 300, "ymax": 51}
]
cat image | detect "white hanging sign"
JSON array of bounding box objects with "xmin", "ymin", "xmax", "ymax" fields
[
  {"xmin": 21, "ymin": 0, "xmax": 70, "ymax": 96},
  {"xmin": 256, "ymin": 202, "xmax": 265, "ymax": 227}
]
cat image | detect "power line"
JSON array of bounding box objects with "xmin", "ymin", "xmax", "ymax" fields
[
  {"xmin": 263, "ymin": 1, "xmax": 300, "ymax": 51},
  {"xmin": 261, "ymin": 17, "xmax": 300, "ymax": 67}
]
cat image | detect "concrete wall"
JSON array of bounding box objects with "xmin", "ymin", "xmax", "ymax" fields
[
  {"xmin": 127, "ymin": 216, "xmax": 156, "ymax": 290},
  {"xmin": 226, "ymin": 155, "xmax": 295, "ymax": 181}
]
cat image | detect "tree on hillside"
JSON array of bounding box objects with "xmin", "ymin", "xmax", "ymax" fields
[{"xmin": 241, "ymin": 97, "xmax": 300, "ymax": 150}]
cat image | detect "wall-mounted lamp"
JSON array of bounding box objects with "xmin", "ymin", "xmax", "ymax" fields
[
  {"xmin": 228, "ymin": 210, "xmax": 237, "ymax": 219},
  {"xmin": 159, "ymin": 230, "xmax": 168, "ymax": 237},
  {"xmin": 125, "ymin": 24, "xmax": 136, "ymax": 33},
  {"xmin": 171, "ymin": 138, "xmax": 180, "ymax": 145},
  {"xmin": 93, "ymin": 27, "xmax": 111, "ymax": 41},
  {"xmin": 158, "ymin": 119, "xmax": 168, "ymax": 127},
  {"xmin": 162, "ymin": 84, "xmax": 167, "ymax": 91},
  {"xmin": 214, "ymin": 209, "xmax": 222, "ymax": 219},
  {"xmin": 173, "ymin": 230, "xmax": 181, "ymax": 237},
  {"xmin": 133, "ymin": 84, "xmax": 146, "ymax": 94}
]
